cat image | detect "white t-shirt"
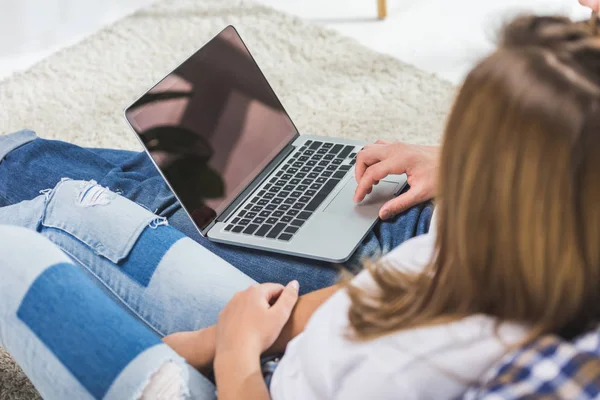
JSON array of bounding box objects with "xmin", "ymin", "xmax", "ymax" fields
[{"xmin": 270, "ymin": 216, "xmax": 528, "ymax": 400}]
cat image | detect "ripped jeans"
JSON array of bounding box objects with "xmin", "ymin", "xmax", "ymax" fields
[
  {"xmin": 0, "ymin": 131, "xmax": 433, "ymax": 399},
  {"xmin": 0, "ymin": 130, "xmax": 434, "ymax": 294},
  {"xmin": 0, "ymin": 179, "xmax": 256, "ymax": 399}
]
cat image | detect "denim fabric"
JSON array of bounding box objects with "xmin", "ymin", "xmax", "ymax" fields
[
  {"xmin": 0, "ymin": 179, "xmax": 256, "ymax": 337},
  {"xmin": 0, "ymin": 130, "xmax": 433, "ymax": 294},
  {"xmin": 0, "ymin": 130, "xmax": 434, "ymax": 399},
  {"xmin": 0, "ymin": 225, "xmax": 218, "ymax": 399},
  {"xmin": 0, "ymin": 129, "xmax": 37, "ymax": 161}
]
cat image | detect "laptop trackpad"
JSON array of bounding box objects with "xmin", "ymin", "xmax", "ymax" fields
[{"xmin": 323, "ymin": 179, "xmax": 399, "ymax": 217}]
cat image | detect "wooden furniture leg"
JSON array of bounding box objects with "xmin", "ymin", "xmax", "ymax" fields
[{"xmin": 378, "ymin": 0, "xmax": 387, "ymax": 20}]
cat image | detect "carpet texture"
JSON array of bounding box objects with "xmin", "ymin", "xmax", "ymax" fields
[{"xmin": 0, "ymin": 0, "xmax": 454, "ymax": 398}]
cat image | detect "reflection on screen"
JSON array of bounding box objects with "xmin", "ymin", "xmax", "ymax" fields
[{"xmin": 126, "ymin": 26, "xmax": 298, "ymax": 232}]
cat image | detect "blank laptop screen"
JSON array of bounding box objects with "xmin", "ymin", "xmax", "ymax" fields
[{"xmin": 126, "ymin": 26, "xmax": 298, "ymax": 232}]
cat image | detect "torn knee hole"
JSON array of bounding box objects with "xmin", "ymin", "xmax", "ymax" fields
[
  {"xmin": 140, "ymin": 361, "xmax": 186, "ymax": 400},
  {"xmin": 76, "ymin": 180, "xmax": 115, "ymax": 207}
]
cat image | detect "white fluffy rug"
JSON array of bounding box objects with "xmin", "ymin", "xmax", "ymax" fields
[{"xmin": 0, "ymin": 0, "xmax": 454, "ymax": 398}]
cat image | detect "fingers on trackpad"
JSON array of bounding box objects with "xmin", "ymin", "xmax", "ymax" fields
[{"xmin": 323, "ymin": 179, "xmax": 399, "ymax": 217}]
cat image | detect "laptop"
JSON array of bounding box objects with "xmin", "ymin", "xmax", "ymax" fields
[{"xmin": 124, "ymin": 26, "xmax": 407, "ymax": 262}]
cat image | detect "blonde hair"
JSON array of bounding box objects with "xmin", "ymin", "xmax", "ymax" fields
[{"xmin": 348, "ymin": 15, "xmax": 600, "ymax": 342}]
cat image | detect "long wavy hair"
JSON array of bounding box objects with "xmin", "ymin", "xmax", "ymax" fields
[{"xmin": 348, "ymin": 15, "xmax": 600, "ymax": 341}]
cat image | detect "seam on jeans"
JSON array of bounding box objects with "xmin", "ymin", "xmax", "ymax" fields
[
  {"xmin": 58, "ymin": 245, "xmax": 167, "ymax": 338},
  {"xmin": 37, "ymin": 178, "xmax": 71, "ymax": 232},
  {"xmin": 0, "ymin": 130, "xmax": 38, "ymax": 161}
]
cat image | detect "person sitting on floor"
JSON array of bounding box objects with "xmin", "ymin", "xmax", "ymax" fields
[{"xmin": 1, "ymin": 8, "xmax": 600, "ymax": 400}]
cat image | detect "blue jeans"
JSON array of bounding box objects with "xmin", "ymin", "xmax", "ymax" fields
[
  {"xmin": 0, "ymin": 130, "xmax": 433, "ymax": 399},
  {"xmin": 0, "ymin": 219, "xmax": 242, "ymax": 399},
  {"xmin": 0, "ymin": 130, "xmax": 433, "ymax": 295}
]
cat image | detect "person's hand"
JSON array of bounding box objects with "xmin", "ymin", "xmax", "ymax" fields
[
  {"xmin": 580, "ymin": 0, "xmax": 599, "ymax": 12},
  {"xmin": 354, "ymin": 140, "xmax": 439, "ymax": 220},
  {"xmin": 215, "ymin": 282, "xmax": 300, "ymax": 358},
  {"xmin": 214, "ymin": 283, "xmax": 299, "ymax": 400}
]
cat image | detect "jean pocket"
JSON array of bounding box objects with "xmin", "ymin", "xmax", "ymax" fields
[{"xmin": 41, "ymin": 179, "xmax": 164, "ymax": 263}]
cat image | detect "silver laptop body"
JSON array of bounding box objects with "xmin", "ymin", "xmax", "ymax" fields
[{"xmin": 125, "ymin": 26, "xmax": 407, "ymax": 263}]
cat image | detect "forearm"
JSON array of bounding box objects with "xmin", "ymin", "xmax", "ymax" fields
[
  {"xmin": 268, "ymin": 283, "xmax": 341, "ymax": 353},
  {"xmin": 162, "ymin": 328, "xmax": 216, "ymax": 374},
  {"xmin": 163, "ymin": 283, "xmax": 342, "ymax": 369},
  {"xmin": 214, "ymin": 349, "xmax": 270, "ymax": 400}
]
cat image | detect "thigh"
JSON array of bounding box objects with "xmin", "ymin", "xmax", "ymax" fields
[
  {"xmin": 0, "ymin": 132, "xmax": 432, "ymax": 292},
  {"xmin": 0, "ymin": 179, "xmax": 255, "ymax": 336},
  {"xmin": 0, "ymin": 132, "xmax": 339, "ymax": 293},
  {"xmin": 0, "ymin": 225, "xmax": 215, "ymax": 400},
  {"xmin": 0, "ymin": 131, "xmax": 172, "ymax": 211},
  {"xmin": 94, "ymin": 149, "xmax": 343, "ymax": 293},
  {"xmin": 0, "ymin": 131, "xmax": 118, "ymax": 206}
]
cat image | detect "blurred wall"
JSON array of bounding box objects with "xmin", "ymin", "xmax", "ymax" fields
[
  {"xmin": 0, "ymin": 0, "xmax": 154, "ymax": 55},
  {"xmin": 0, "ymin": 0, "xmax": 154, "ymax": 78}
]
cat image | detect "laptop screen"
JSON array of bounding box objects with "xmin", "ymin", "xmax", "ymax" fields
[{"xmin": 125, "ymin": 26, "xmax": 299, "ymax": 233}]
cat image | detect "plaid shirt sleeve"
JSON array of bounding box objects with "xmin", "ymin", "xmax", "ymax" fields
[{"xmin": 463, "ymin": 327, "xmax": 600, "ymax": 399}]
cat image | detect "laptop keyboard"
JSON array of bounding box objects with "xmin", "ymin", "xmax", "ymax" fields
[{"xmin": 224, "ymin": 140, "xmax": 359, "ymax": 241}]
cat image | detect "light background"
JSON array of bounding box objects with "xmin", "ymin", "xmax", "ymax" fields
[{"xmin": 0, "ymin": 0, "xmax": 592, "ymax": 83}]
